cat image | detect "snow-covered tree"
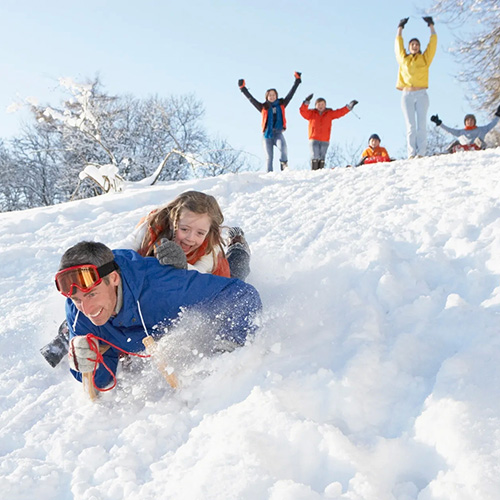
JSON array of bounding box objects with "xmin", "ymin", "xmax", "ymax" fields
[
  {"xmin": 1, "ymin": 77, "xmax": 252, "ymax": 212},
  {"xmin": 429, "ymin": 0, "xmax": 500, "ymax": 111}
]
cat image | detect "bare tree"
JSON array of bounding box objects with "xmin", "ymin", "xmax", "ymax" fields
[
  {"xmin": 427, "ymin": 124, "xmax": 453, "ymax": 156},
  {"xmin": 189, "ymin": 138, "xmax": 248, "ymax": 177},
  {"xmin": 0, "ymin": 140, "xmax": 23, "ymax": 212},
  {"xmin": 326, "ymin": 141, "xmax": 364, "ymax": 168},
  {"xmin": 2, "ymin": 77, "xmax": 253, "ymax": 212},
  {"xmin": 429, "ymin": 0, "xmax": 500, "ymax": 110}
]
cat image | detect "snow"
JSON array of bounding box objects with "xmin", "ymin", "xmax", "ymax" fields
[{"xmin": 2, "ymin": 150, "xmax": 500, "ymax": 499}]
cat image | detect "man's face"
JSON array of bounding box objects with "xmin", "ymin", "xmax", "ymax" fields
[
  {"xmin": 369, "ymin": 138, "xmax": 380, "ymax": 149},
  {"xmin": 70, "ymin": 272, "xmax": 120, "ymax": 326}
]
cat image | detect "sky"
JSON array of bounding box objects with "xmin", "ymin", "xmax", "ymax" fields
[
  {"xmin": 0, "ymin": 0, "xmax": 491, "ymax": 170},
  {"xmin": 2, "ymin": 149, "xmax": 500, "ymax": 499}
]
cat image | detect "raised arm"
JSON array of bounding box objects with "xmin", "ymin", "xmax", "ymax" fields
[
  {"xmin": 238, "ymin": 79, "xmax": 263, "ymax": 112},
  {"xmin": 395, "ymin": 18, "xmax": 408, "ymax": 63},
  {"xmin": 281, "ymin": 72, "xmax": 302, "ymax": 107}
]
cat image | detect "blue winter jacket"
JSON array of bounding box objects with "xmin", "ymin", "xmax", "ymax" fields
[{"xmin": 66, "ymin": 249, "xmax": 262, "ymax": 388}]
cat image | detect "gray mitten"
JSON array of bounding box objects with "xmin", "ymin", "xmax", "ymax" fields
[
  {"xmin": 154, "ymin": 238, "xmax": 188, "ymax": 269},
  {"xmin": 69, "ymin": 335, "xmax": 99, "ymax": 373}
]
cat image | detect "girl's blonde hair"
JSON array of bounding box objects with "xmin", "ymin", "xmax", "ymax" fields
[{"xmin": 141, "ymin": 191, "xmax": 225, "ymax": 257}]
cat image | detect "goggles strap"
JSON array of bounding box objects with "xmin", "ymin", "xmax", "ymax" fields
[{"xmin": 96, "ymin": 260, "xmax": 119, "ymax": 278}]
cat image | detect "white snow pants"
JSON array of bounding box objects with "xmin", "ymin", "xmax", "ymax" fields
[{"xmin": 401, "ymin": 89, "xmax": 429, "ymax": 158}]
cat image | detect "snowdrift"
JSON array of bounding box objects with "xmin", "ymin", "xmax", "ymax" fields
[{"xmin": 1, "ymin": 150, "xmax": 500, "ymax": 500}]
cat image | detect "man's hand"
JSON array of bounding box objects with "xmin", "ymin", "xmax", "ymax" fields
[
  {"xmin": 154, "ymin": 238, "xmax": 188, "ymax": 269},
  {"xmin": 430, "ymin": 114, "xmax": 442, "ymax": 126},
  {"xmin": 238, "ymin": 78, "xmax": 245, "ymax": 89},
  {"xmin": 398, "ymin": 18, "xmax": 409, "ymax": 29},
  {"xmin": 422, "ymin": 16, "xmax": 434, "ymax": 26},
  {"xmin": 347, "ymin": 100, "xmax": 358, "ymax": 110},
  {"xmin": 304, "ymin": 93, "xmax": 313, "ymax": 104},
  {"xmin": 294, "ymin": 71, "xmax": 302, "ymax": 83},
  {"xmin": 69, "ymin": 335, "xmax": 99, "ymax": 373}
]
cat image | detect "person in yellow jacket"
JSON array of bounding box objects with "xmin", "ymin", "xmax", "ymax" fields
[{"xmin": 395, "ymin": 16, "xmax": 437, "ymax": 158}]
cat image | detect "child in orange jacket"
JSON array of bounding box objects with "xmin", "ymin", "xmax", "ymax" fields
[
  {"xmin": 300, "ymin": 94, "xmax": 358, "ymax": 170},
  {"xmin": 358, "ymin": 134, "xmax": 391, "ymax": 166}
]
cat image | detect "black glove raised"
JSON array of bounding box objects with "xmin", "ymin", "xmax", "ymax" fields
[
  {"xmin": 347, "ymin": 100, "xmax": 358, "ymax": 110},
  {"xmin": 430, "ymin": 114, "xmax": 442, "ymax": 126},
  {"xmin": 304, "ymin": 93, "xmax": 313, "ymax": 104},
  {"xmin": 495, "ymin": 105, "xmax": 500, "ymax": 117},
  {"xmin": 154, "ymin": 238, "xmax": 188, "ymax": 269},
  {"xmin": 422, "ymin": 16, "xmax": 434, "ymax": 26},
  {"xmin": 294, "ymin": 71, "xmax": 302, "ymax": 83},
  {"xmin": 398, "ymin": 17, "xmax": 409, "ymax": 29},
  {"xmin": 238, "ymin": 78, "xmax": 245, "ymax": 89}
]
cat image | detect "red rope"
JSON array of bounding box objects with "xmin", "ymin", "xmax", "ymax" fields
[{"xmin": 85, "ymin": 333, "xmax": 151, "ymax": 392}]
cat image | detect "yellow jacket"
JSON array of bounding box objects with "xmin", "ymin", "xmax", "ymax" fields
[{"xmin": 395, "ymin": 34, "xmax": 437, "ymax": 90}]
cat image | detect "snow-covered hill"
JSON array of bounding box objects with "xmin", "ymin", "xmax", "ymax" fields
[{"xmin": 2, "ymin": 150, "xmax": 500, "ymax": 500}]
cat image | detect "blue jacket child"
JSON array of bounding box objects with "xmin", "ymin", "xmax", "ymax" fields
[{"xmin": 58, "ymin": 244, "xmax": 262, "ymax": 389}]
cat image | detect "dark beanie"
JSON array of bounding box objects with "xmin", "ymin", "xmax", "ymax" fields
[{"xmin": 369, "ymin": 134, "xmax": 381, "ymax": 142}]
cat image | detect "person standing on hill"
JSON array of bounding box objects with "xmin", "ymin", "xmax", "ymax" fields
[
  {"xmin": 299, "ymin": 94, "xmax": 358, "ymax": 170},
  {"xmin": 238, "ymin": 72, "xmax": 301, "ymax": 172},
  {"xmin": 395, "ymin": 16, "xmax": 437, "ymax": 158}
]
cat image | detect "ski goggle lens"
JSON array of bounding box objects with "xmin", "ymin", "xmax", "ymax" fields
[{"xmin": 55, "ymin": 261, "xmax": 118, "ymax": 297}]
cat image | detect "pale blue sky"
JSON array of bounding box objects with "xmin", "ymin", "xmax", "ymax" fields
[{"xmin": 0, "ymin": 0, "xmax": 485, "ymax": 168}]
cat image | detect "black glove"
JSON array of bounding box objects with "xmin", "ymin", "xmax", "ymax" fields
[
  {"xmin": 154, "ymin": 238, "xmax": 188, "ymax": 269},
  {"xmin": 347, "ymin": 100, "xmax": 358, "ymax": 110},
  {"xmin": 304, "ymin": 93, "xmax": 313, "ymax": 104},
  {"xmin": 398, "ymin": 18, "xmax": 409, "ymax": 29},
  {"xmin": 495, "ymin": 105, "xmax": 500, "ymax": 117},
  {"xmin": 294, "ymin": 71, "xmax": 302, "ymax": 83},
  {"xmin": 422, "ymin": 16, "xmax": 434, "ymax": 26},
  {"xmin": 238, "ymin": 79, "xmax": 245, "ymax": 89},
  {"xmin": 430, "ymin": 114, "xmax": 442, "ymax": 126}
]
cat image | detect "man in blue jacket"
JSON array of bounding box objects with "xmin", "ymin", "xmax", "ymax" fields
[{"xmin": 55, "ymin": 241, "xmax": 262, "ymax": 389}]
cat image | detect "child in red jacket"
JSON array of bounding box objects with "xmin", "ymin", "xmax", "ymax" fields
[
  {"xmin": 300, "ymin": 94, "xmax": 358, "ymax": 170},
  {"xmin": 358, "ymin": 134, "xmax": 391, "ymax": 166}
]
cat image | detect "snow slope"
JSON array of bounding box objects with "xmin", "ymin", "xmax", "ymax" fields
[{"xmin": 1, "ymin": 150, "xmax": 500, "ymax": 500}]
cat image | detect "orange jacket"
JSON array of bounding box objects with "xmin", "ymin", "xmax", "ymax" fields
[
  {"xmin": 361, "ymin": 145, "xmax": 389, "ymax": 159},
  {"xmin": 240, "ymin": 78, "xmax": 301, "ymax": 133},
  {"xmin": 261, "ymin": 104, "xmax": 287, "ymax": 132},
  {"xmin": 186, "ymin": 240, "xmax": 230, "ymax": 278},
  {"xmin": 300, "ymin": 103, "xmax": 350, "ymax": 142},
  {"xmin": 360, "ymin": 146, "xmax": 390, "ymax": 164}
]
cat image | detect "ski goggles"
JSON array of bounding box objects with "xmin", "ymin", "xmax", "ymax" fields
[{"xmin": 55, "ymin": 261, "xmax": 119, "ymax": 297}]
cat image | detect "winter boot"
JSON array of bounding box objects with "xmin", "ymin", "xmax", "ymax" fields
[
  {"xmin": 40, "ymin": 320, "xmax": 70, "ymax": 367},
  {"xmin": 280, "ymin": 161, "xmax": 288, "ymax": 171},
  {"xmin": 311, "ymin": 159, "xmax": 320, "ymax": 170},
  {"xmin": 318, "ymin": 160, "xmax": 325, "ymax": 170},
  {"xmin": 227, "ymin": 227, "xmax": 251, "ymax": 255},
  {"xmin": 226, "ymin": 227, "xmax": 251, "ymax": 281}
]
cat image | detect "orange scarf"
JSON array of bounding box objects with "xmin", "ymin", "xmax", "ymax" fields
[
  {"xmin": 140, "ymin": 221, "xmax": 230, "ymax": 278},
  {"xmin": 187, "ymin": 240, "xmax": 230, "ymax": 277}
]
